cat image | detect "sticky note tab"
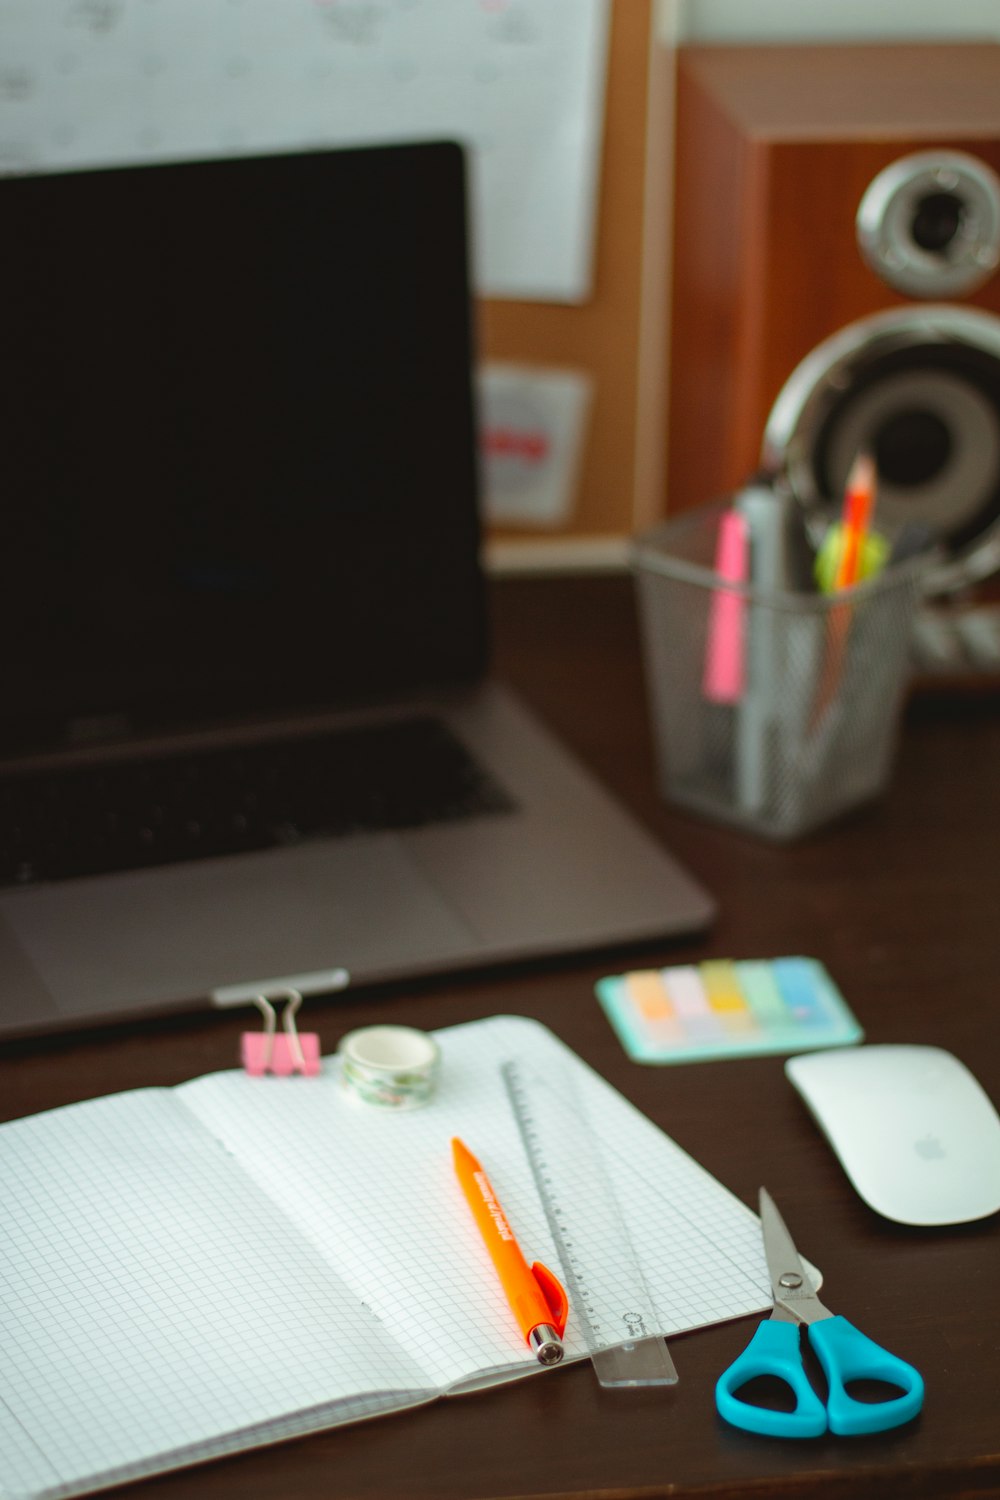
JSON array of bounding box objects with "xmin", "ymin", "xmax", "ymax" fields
[
  {"xmin": 701, "ymin": 960, "xmax": 748, "ymax": 1013},
  {"xmin": 626, "ymin": 970, "xmax": 672, "ymax": 1021},
  {"xmin": 662, "ymin": 964, "xmax": 722, "ymax": 1040},
  {"xmin": 735, "ymin": 960, "xmax": 789, "ymax": 1023},
  {"xmin": 701, "ymin": 959, "xmax": 754, "ymax": 1035},
  {"xmin": 772, "ymin": 957, "xmax": 832, "ymax": 1027},
  {"xmin": 625, "ymin": 970, "xmax": 684, "ymax": 1044}
]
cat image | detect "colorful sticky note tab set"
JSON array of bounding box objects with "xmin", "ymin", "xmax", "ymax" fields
[{"xmin": 595, "ymin": 957, "xmax": 863, "ymax": 1065}]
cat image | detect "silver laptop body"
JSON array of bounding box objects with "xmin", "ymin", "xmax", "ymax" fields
[{"xmin": 0, "ymin": 142, "xmax": 713, "ymax": 1039}]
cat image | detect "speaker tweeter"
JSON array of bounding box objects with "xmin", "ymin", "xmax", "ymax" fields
[{"xmin": 856, "ymin": 150, "xmax": 1000, "ymax": 299}]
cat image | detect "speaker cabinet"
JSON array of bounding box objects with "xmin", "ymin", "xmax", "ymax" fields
[{"xmin": 666, "ymin": 41, "xmax": 1000, "ymax": 578}]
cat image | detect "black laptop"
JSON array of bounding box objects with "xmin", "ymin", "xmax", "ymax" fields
[{"xmin": 0, "ymin": 140, "xmax": 713, "ymax": 1039}]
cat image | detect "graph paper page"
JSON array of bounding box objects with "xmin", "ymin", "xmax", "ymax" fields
[
  {"xmin": 178, "ymin": 1015, "xmax": 776, "ymax": 1392},
  {"xmin": 0, "ymin": 1088, "xmax": 432, "ymax": 1500}
]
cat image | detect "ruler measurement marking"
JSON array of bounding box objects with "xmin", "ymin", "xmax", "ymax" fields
[{"xmin": 501, "ymin": 1057, "xmax": 678, "ymax": 1385}]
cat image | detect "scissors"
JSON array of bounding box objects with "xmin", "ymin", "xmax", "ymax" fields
[{"xmin": 716, "ymin": 1188, "xmax": 924, "ymax": 1438}]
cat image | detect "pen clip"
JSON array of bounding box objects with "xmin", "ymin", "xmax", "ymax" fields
[{"xmin": 531, "ymin": 1261, "xmax": 569, "ymax": 1338}]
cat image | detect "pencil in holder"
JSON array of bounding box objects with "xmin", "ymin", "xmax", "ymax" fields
[{"xmin": 632, "ymin": 503, "xmax": 928, "ymax": 840}]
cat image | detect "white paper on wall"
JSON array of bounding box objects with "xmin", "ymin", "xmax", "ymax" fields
[
  {"xmin": 478, "ymin": 361, "xmax": 594, "ymax": 528},
  {"xmin": 0, "ymin": 0, "xmax": 611, "ymax": 303}
]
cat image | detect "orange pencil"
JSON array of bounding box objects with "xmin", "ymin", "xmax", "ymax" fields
[
  {"xmin": 811, "ymin": 452, "xmax": 878, "ymax": 729},
  {"xmin": 833, "ymin": 451, "xmax": 877, "ymax": 590},
  {"xmin": 452, "ymin": 1137, "xmax": 568, "ymax": 1365}
]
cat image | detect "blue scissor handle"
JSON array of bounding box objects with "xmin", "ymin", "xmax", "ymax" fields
[
  {"xmin": 808, "ymin": 1315, "xmax": 924, "ymax": 1436},
  {"xmin": 715, "ymin": 1319, "xmax": 827, "ymax": 1438}
]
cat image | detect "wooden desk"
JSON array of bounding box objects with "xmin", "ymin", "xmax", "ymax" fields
[{"xmin": 3, "ymin": 574, "xmax": 999, "ymax": 1500}]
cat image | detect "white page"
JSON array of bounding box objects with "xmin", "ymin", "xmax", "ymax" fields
[
  {"xmin": 178, "ymin": 1023, "xmax": 565, "ymax": 1391},
  {"xmin": 0, "ymin": 0, "xmax": 610, "ymax": 302},
  {"xmin": 0, "ymin": 1089, "xmax": 432, "ymax": 1500},
  {"xmin": 178, "ymin": 1015, "xmax": 777, "ymax": 1393}
]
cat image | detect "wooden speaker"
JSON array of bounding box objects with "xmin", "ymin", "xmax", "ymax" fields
[{"xmin": 666, "ymin": 41, "xmax": 1000, "ymax": 586}]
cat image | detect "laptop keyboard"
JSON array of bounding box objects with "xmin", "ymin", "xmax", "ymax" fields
[{"xmin": 0, "ymin": 716, "xmax": 517, "ymax": 888}]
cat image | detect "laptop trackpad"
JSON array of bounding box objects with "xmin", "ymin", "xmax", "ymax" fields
[{"xmin": 2, "ymin": 838, "xmax": 479, "ymax": 1018}]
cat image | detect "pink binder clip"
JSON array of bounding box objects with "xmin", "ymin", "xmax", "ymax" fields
[{"xmin": 241, "ymin": 988, "xmax": 321, "ymax": 1077}]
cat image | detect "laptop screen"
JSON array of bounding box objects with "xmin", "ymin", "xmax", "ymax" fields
[{"xmin": 0, "ymin": 141, "xmax": 487, "ymax": 750}]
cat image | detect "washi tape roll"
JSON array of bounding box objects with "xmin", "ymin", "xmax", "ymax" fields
[{"xmin": 337, "ymin": 1024, "xmax": 441, "ymax": 1109}]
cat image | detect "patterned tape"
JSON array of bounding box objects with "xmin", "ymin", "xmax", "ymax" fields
[{"xmin": 337, "ymin": 1024, "xmax": 441, "ymax": 1109}]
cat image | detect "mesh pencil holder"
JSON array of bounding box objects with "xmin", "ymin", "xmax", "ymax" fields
[{"xmin": 633, "ymin": 504, "xmax": 928, "ymax": 841}]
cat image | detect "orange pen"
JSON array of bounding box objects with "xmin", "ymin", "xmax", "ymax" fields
[{"xmin": 452, "ymin": 1137, "xmax": 568, "ymax": 1366}]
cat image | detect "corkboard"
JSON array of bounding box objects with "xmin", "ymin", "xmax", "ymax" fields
[{"xmin": 480, "ymin": 0, "xmax": 664, "ymax": 552}]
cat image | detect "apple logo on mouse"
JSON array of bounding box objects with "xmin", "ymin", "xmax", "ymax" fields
[{"xmin": 914, "ymin": 1135, "xmax": 947, "ymax": 1161}]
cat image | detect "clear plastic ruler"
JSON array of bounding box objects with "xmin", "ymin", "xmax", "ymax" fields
[{"xmin": 501, "ymin": 1055, "xmax": 679, "ymax": 1388}]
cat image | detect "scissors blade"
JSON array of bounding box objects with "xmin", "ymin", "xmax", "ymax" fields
[{"xmin": 759, "ymin": 1187, "xmax": 832, "ymax": 1326}]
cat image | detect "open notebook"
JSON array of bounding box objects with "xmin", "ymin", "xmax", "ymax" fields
[{"xmin": 0, "ymin": 1016, "xmax": 777, "ymax": 1500}]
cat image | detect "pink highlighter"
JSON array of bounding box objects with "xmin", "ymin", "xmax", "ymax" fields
[{"xmin": 703, "ymin": 508, "xmax": 749, "ymax": 703}]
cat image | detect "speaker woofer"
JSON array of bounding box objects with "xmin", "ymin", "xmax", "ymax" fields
[{"xmin": 761, "ymin": 305, "xmax": 1000, "ymax": 594}]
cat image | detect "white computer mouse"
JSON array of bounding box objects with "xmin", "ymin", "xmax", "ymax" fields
[{"xmin": 785, "ymin": 1045, "xmax": 1000, "ymax": 1226}]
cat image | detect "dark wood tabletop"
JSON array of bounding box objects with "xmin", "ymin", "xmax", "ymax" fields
[{"xmin": 3, "ymin": 572, "xmax": 999, "ymax": 1500}]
